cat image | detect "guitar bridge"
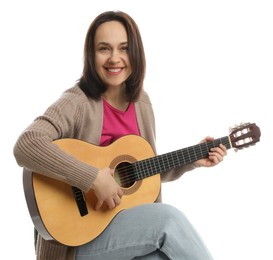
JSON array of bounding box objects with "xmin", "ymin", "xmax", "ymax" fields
[{"xmin": 72, "ymin": 187, "xmax": 88, "ymax": 217}]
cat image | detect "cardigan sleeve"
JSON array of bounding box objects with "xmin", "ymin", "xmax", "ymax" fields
[
  {"xmin": 13, "ymin": 87, "xmax": 98, "ymax": 192},
  {"xmin": 160, "ymin": 164, "xmax": 196, "ymax": 182}
]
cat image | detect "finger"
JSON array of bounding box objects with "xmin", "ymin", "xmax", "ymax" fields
[
  {"xmin": 209, "ymin": 152, "xmax": 223, "ymax": 164},
  {"xmin": 107, "ymin": 192, "xmax": 123, "ymax": 209},
  {"xmin": 118, "ymin": 188, "xmax": 124, "ymax": 197},
  {"xmin": 210, "ymin": 146, "xmax": 226, "ymax": 157},
  {"xmin": 95, "ymin": 199, "xmax": 104, "ymax": 211},
  {"xmin": 206, "ymin": 136, "xmax": 214, "ymax": 142},
  {"xmin": 199, "ymin": 136, "xmax": 213, "ymax": 144},
  {"xmin": 106, "ymin": 198, "xmax": 116, "ymax": 210},
  {"xmin": 110, "ymin": 168, "xmax": 115, "ymax": 176},
  {"xmin": 113, "ymin": 195, "xmax": 121, "ymax": 206},
  {"xmin": 219, "ymin": 144, "xmax": 227, "ymax": 155}
]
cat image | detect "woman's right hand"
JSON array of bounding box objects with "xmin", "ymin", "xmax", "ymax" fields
[{"xmin": 91, "ymin": 167, "xmax": 123, "ymax": 210}]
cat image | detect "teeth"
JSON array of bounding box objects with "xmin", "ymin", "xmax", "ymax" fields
[{"xmin": 108, "ymin": 68, "xmax": 121, "ymax": 72}]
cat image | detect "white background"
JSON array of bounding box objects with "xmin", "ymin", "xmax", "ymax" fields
[{"xmin": 1, "ymin": 0, "xmax": 272, "ymax": 259}]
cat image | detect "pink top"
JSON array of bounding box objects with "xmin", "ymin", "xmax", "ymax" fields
[{"xmin": 99, "ymin": 99, "xmax": 140, "ymax": 146}]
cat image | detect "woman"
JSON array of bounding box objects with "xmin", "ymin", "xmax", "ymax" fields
[{"xmin": 14, "ymin": 11, "xmax": 227, "ymax": 260}]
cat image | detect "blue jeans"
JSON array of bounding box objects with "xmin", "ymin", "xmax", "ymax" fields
[{"xmin": 76, "ymin": 203, "xmax": 213, "ymax": 260}]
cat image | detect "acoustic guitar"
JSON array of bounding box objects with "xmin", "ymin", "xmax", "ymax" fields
[{"xmin": 23, "ymin": 122, "xmax": 260, "ymax": 246}]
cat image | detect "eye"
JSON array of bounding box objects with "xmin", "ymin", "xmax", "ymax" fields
[
  {"xmin": 98, "ymin": 46, "xmax": 110, "ymax": 52},
  {"xmin": 121, "ymin": 46, "xmax": 129, "ymax": 52}
]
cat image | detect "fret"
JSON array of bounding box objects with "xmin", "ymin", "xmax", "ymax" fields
[
  {"xmin": 187, "ymin": 146, "xmax": 195, "ymax": 164},
  {"xmin": 133, "ymin": 163, "xmax": 141, "ymax": 181},
  {"xmin": 193, "ymin": 145, "xmax": 198, "ymax": 161},
  {"xmin": 174, "ymin": 150, "xmax": 181, "ymax": 167},
  {"xmin": 197, "ymin": 143, "xmax": 203, "ymax": 157},
  {"xmin": 179, "ymin": 148, "xmax": 186, "ymax": 165},
  {"xmin": 167, "ymin": 152, "xmax": 172, "ymax": 166}
]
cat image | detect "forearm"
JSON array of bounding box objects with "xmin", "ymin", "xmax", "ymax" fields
[
  {"xmin": 14, "ymin": 121, "xmax": 98, "ymax": 192},
  {"xmin": 160, "ymin": 163, "xmax": 197, "ymax": 183}
]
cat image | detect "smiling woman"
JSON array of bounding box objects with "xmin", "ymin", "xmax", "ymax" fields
[
  {"xmin": 2, "ymin": 0, "xmax": 272, "ymax": 260},
  {"xmin": 14, "ymin": 9, "xmax": 227, "ymax": 260}
]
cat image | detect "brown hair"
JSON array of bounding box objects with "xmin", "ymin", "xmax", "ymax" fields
[{"xmin": 78, "ymin": 11, "xmax": 146, "ymax": 101}]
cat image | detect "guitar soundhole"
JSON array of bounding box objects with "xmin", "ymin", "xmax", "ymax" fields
[{"xmin": 115, "ymin": 162, "xmax": 135, "ymax": 188}]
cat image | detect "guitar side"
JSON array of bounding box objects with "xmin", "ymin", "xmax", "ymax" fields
[{"xmin": 23, "ymin": 136, "xmax": 161, "ymax": 246}]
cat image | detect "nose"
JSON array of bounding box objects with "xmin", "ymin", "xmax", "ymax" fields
[{"xmin": 108, "ymin": 50, "xmax": 120, "ymax": 64}]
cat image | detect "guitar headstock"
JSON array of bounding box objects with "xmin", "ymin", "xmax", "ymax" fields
[{"xmin": 229, "ymin": 123, "xmax": 261, "ymax": 150}]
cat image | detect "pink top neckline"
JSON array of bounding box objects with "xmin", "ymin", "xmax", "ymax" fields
[{"xmin": 99, "ymin": 99, "xmax": 140, "ymax": 146}]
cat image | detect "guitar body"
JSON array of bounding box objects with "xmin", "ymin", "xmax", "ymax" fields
[{"xmin": 23, "ymin": 135, "xmax": 161, "ymax": 246}]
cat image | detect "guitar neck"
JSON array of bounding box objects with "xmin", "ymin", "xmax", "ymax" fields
[{"xmin": 133, "ymin": 136, "xmax": 231, "ymax": 180}]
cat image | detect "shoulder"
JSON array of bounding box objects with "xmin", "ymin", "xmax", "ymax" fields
[
  {"xmin": 135, "ymin": 90, "xmax": 155, "ymax": 124},
  {"xmin": 137, "ymin": 90, "xmax": 153, "ymax": 105},
  {"xmin": 61, "ymin": 85, "xmax": 90, "ymax": 104},
  {"xmin": 52, "ymin": 85, "xmax": 100, "ymax": 109},
  {"xmin": 43, "ymin": 85, "xmax": 102, "ymax": 122}
]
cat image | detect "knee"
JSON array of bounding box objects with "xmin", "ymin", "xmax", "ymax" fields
[
  {"xmin": 149, "ymin": 203, "xmax": 190, "ymax": 229},
  {"xmin": 130, "ymin": 203, "xmax": 191, "ymax": 232},
  {"xmin": 155, "ymin": 203, "xmax": 186, "ymax": 220}
]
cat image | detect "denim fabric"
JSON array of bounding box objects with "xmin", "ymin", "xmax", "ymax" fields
[{"xmin": 76, "ymin": 203, "xmax": 213, "ymax": 260}]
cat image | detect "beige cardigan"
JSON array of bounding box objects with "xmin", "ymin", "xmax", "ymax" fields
[{"xmin": 14, "ymin": 86, "xmax": 195, "ymax": 260}]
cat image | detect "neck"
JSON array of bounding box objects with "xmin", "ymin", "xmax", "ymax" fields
[{"xmin": 102, "ymin": 85, "xmax": 129, "ymax": 111}]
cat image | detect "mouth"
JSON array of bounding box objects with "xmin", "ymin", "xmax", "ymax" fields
[{"xmin": 105, "ymin": 67, "xmax": 123, "ymax": 74}]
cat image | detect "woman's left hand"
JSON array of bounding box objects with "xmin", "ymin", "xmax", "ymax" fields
[{"xmin": 195, "ymin": 136, "xmax": 227, "ymax": 168}]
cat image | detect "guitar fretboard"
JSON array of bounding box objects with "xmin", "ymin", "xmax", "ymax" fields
[{"xmin": 133, "ymin": 136, "xmax": 231, "ymax": 181}]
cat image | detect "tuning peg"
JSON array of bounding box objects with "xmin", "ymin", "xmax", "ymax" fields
[{"xmin": 229, "ymin": 122, "xmax": 260, "ymax": 150}]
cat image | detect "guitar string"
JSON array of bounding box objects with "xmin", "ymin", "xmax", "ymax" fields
[
  {"xmin": 117, "ymin": 127, "xmax": 257, "ymax": 184},
  {"xmin": 116, "ymin": 138, "xmax": 230, "ymax": 185},
  {"xmin": 116, "ymin": 138, "xmax": 230, "ymax": 186},
  {"xmin": 116, "ymin": 148, "xmax": 202, "ymax": 186}
]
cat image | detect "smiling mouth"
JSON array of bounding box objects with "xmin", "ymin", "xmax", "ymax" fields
[{"xmin": 106, "ymin": 67, "xmax": 123, "ymax": 73}]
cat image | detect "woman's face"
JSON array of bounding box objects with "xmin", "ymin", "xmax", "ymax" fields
[{"xmin": 94, "ymin": 21, "xmax": 132, "ymax": 89}]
